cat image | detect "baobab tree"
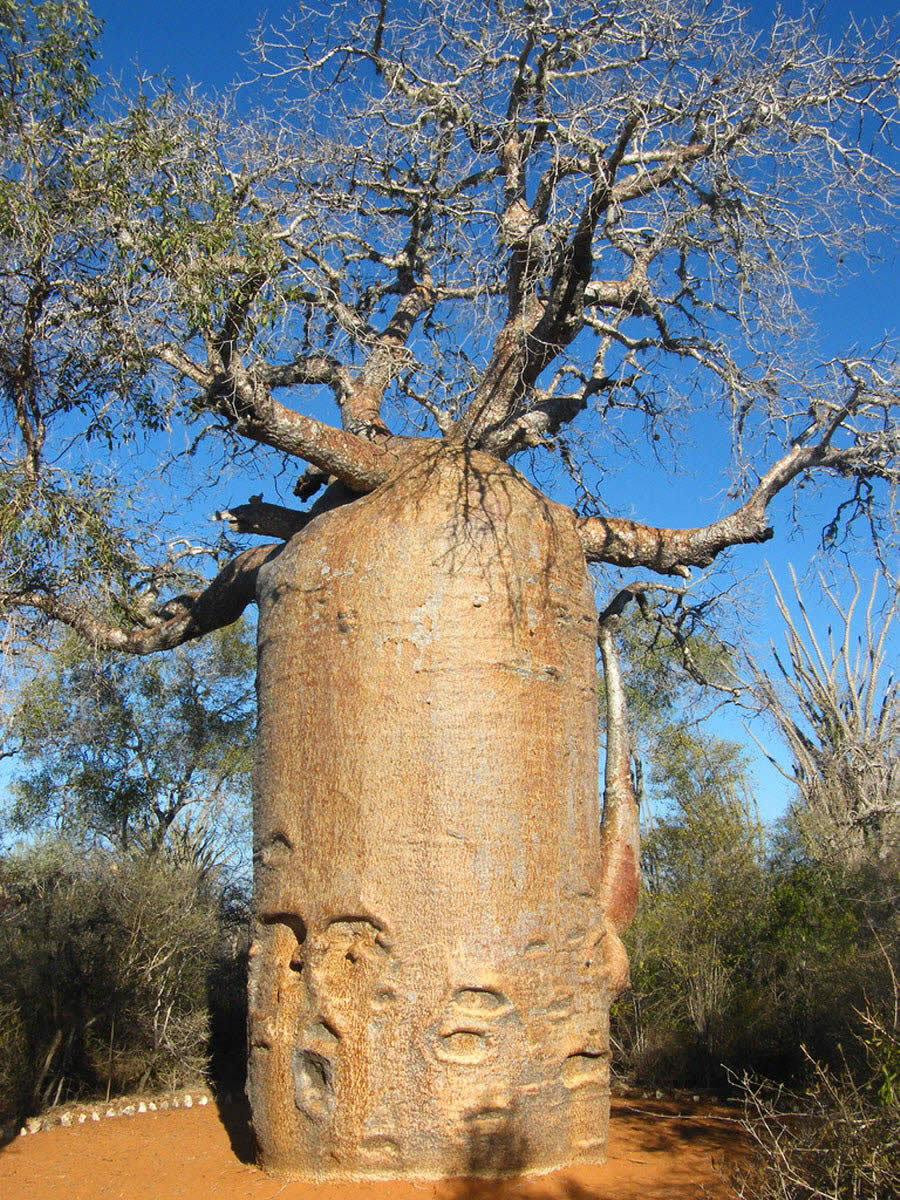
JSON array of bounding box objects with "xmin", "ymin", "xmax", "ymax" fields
[{"xmin": 2, "ymin": 0, "xmax": 898, "ymax": 1180}]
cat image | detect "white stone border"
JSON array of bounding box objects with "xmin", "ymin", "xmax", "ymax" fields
[{"xmin": 6, "ymin": 1088, "xmax": 221, "ymax": 1140}]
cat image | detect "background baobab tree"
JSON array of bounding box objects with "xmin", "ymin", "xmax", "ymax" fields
[{"xmin": 2, "ymin": 0, "xmax": 898, "ymax": 1181}]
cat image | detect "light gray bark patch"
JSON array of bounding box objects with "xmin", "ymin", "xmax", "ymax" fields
[
  {"xmin": 545, "ymin": 991, "xmax": 575, "ymax": 1021},
  {"xmin": 524, "ymin": 939, "xmax": 549, "ymax": 956}
]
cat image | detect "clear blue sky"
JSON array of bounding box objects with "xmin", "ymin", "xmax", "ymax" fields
[
  {"xmin": 90, "ymin": 0, "xmax": 896, "ymax": 82},
  {"xmin": 62, "ymin": 2, "xmax": 900, "ymax": 822}
]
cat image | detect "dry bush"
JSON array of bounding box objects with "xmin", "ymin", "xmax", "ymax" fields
[
  {"xmin": 0, "ymin": 842, "xmax": 224, "ymax": 1122},
  {"xmin": 749, "ymin": 571, "xmax": 899, "ymax": 870},
  {"xmin": 733, "ymin": 1005, "xmax": 900, "ymax": 1200}
]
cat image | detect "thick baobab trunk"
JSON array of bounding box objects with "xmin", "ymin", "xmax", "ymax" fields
[{"xmin": 248, "ymin": 445, "xmax": 635, "ymax": 1180}]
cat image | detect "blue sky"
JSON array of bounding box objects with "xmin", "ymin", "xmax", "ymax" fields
[
  {"xmin": 91, "ymin": 0, "xmax": 268, "ymax": 89},
  {"xmin": 90, "ymin": 0, "xmax": 896, "ymax": 80},
  {"xmin": 43, "ymin": 2, "xmax": 900, "ymax": 822}
]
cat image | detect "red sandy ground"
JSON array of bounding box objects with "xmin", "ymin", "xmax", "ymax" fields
[{"xmin": 0, "ymin": 1096, "xmax": 748, "ymax": 1200}]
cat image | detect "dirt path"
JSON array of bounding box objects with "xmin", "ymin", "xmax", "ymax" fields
[{"xmin": 0, "ymin": 1096, "xmax": 748, "ymax": 1200}]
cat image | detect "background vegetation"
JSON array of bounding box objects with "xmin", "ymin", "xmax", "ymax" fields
[
  {"xmin": 608, "ymin": 571, "xmax": 898, "ymax": 1200},
  {"xmin": 0, "ymin": 621, "xmax": 254, "ymax": 1125}
]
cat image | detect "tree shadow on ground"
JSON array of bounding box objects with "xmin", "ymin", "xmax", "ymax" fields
[
  {"xmin": 211, "ymin": 1091, "xmax": 256, "ymax": 1165},
  {"xmin": 439, "ymin": 1114, "xmax": 531, "ymax": 1200},
  {"xmin": 438, "ymin": 1112, "xmax": 606, "ymax": 1200},
  {"xmin": 205, "ymin": 950, "xmax": 255, "ymax": 1164}
]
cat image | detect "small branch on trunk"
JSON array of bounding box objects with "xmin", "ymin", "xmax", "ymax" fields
[
  {"xmin": 216, "ymin": 498, "xmax": 311, "ymax": 541},
  {"xmin": 293, "ymin": 466, "xmax": 331, "ymax": 500},
  {"xmin": 602, "ymin": 580, "xmax": 744, "ymax": 700}
]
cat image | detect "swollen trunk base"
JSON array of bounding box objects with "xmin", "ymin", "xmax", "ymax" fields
[{"xmin": 249, "ymin": 447, "xmax": 624, "ymax": 1179}]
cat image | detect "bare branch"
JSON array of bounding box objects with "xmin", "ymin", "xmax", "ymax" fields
[
  {"xmin": 202, "ymin": 373, "xmax": 399, "ymax": 490},
  {"xmin": 6, "ymin": 546, "xmax": 280, "ymax": 655},
  {"xmin": 216, "ymin": 499, "xmax": 310, "ymax": 541},
  {"xmin": 575, "ymin": 387, "xmax": 891, "ymax": 574}
]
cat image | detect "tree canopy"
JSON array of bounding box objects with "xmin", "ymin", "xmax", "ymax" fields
[{"xmin": 0, "ymin": 0, "xmax": 897, "ymax": 651}]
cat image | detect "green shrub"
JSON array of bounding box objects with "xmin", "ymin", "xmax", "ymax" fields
[{"xmin": 612, "ymin": 826, "xmax": 899, "ymax": 1091}]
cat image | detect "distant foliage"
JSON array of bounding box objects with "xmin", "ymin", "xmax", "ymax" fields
[
  {"xmin": 613, "ymin": 728, "xmax": 769, "ymax": 1085},
  {"xmin": 611, "ymin": 570, "xmax": 899, "ymax": 1090},
  {"xmin": 0, "ymin": 618, "xmax": 256, "ymax": 1124},
  {"xmin": 6, "ymin": 620, "xmax": 255, "ymax": 875},
  {"xmin": 614, "ymin": 752, "xmax": 898, "ymax": 1090}
]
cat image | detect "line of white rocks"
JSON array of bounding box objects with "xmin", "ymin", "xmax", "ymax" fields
[
  {"xmin": 6, "ymin": 1086, "xmax": 733, "ymax": 1144},
  {"xmin": 8, "ymin": 1088, "xmax": 227, "ymax": 1140}
]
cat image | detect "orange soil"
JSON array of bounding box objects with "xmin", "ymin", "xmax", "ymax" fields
[{"xmin": 0, "ymin": 1096, "xmax": 748, "ymax": 1200}]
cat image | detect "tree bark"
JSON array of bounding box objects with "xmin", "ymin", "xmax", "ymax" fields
[
  {"xmin": 247, "ymin": 444, "xmax": 635, "ymax": 1179},
  {"xmin": 597, "ymin": 601, "xmax": 641, "ymax": 985}
]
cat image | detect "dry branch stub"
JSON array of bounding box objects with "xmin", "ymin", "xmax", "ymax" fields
[{"xmin": 248, "ymin": 445, "xmax": 631, "ymax": 1179}]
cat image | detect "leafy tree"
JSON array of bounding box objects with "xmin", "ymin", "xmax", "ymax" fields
[
  {"xmin": 6, "ymin": 620, "xmax": 254, "ymax": 874},
  {"xmin": 0, "ymin": 0, "xmax": 204, "ymax": 659},
  {"xmin": 596, "ymin": 581, "xmax": 740, "ymax": 811},
  {"xmin": 612, "ymin": 730, "xmax": 891, "ymax": 1088},
  {"xmin": 1, "ymin": 0, "xmax": 898, "ymax": 1178},
  {"xmin": 616, "ymin": 727, "xmax": 767, "ymax": 1084}
]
